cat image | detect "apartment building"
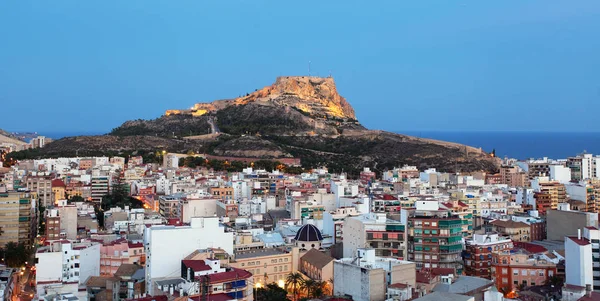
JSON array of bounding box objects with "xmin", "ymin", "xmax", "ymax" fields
[
  {"xmin": 26, "ymin": 175, "xmax": 53, "ymax": 207},
  {"xmin": 343, "ymin": 212, "xmax": 407, "ymax": 260},
  {"xmin": 464, "ymin": 233, "xmax": 513, "ymax": 279},
  {"xmin": 407, "ymin": 201, "xmax": 464, "ymax": 274},
  {"xmin": 229, "ymin": 248, "xmax": 298, "ymax": 285},
  {"xmin": 0, "ymin": 191, "xmax": 36, "ymax": 248},
  {"xmin": 492, "ymin": 250, "xmax": 557, "ymax": 294}
]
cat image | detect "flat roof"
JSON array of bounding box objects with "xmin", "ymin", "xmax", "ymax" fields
[{"xmin": 235, "ymin": 248, "xmax": 286, "ymax": 260}]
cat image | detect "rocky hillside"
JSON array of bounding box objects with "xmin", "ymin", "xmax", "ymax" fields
[
  {"xmin": 165, "ymin": 76, "xmax": 356, "ymax": 120},
  {"xmin": 12, "ymin": 76, "xmax": 500, "ymax": 175},
  {"xmin": 0, "ymin": 129, "xmax": 26, "ymax": 145}
]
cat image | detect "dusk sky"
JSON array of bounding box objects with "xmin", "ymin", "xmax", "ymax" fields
[{"xmin": 1, "ymin": 1, "xmax": 599, "ymax": 134}]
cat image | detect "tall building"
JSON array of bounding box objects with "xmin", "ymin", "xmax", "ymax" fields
[
  {"xmin": 91, "ymin": 175, "xmax": 110, "ymax": 203},
  {"xmin": 407, "ymin": 201, "xmax": 464, "ymax": 274},
  {"xmin": 567, "ymin": 154, "xmax": 600, "ymax": 181},
  {"xmin": 342, "ymin": 212, "xmax": 407, "ymax": 259},
  {"xmin": 26, "ymin": 175, "xmax": 53, "ymax": 207},
  {"xmin": 144, "ymin": 217, "xmax": 234, "ymax": 294},
  {"xmin": 464, "ymin": 233, "xmax": 513, "ymax": 279},
  {"xmin": 547, "ymin": 205, "xmax": 599, "ymax": 241},
  {"xmin": 0, "ymin": 191, "xmax": 36, "ymax": 248},
  {"xmin": 532, "ymin": 180, "xmax": 567, "ymax": 215},
  {"xmin": 565, "ymin": 227, "xmax": 600, "ymax": 290}
]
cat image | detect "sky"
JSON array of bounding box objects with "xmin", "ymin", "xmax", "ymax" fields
[{"xmin": 1, "ymin": 1, "xmax": 599, "ymax": 134}]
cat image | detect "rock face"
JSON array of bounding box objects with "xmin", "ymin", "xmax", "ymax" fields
[{"xmin": 166, "ymin": 76, "xmax": 356, "ymax": 120}]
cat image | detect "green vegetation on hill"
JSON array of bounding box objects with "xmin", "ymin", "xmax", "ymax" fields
[
  {"xmin": 110, "ymin": 115, "xmax": 211, "ymax": 137},
  {"xmin": 216, "ymin": 104, "xmax": 312, "ymax": 135}
]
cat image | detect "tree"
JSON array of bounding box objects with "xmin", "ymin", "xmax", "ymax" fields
[
  {"xmin": 301, "ymin": 279, "xmax": 326, "ymax": 299},
  {"xmin": 2, "ymin": 242, "xmax": 30, "ymax": 267},
  {"xmin": 256, "ymin": 283, "xmax": 290, "ymax": 301},
  {"xmin": 285, "ymin": 272, "xmax": 304, "ymax": 301},
  {"xmin": 69, "ymin": 195, "xmax": 85, "ymax": 203}
]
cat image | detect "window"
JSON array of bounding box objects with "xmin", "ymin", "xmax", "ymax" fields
[
  {"xmin": 284, "ymin": 266, "xmax": 288, "ymax": 271},
  {"xmin": 279, "ymin": 259, "xmax": 282, "ymax": 263},
  {"xmin": 539, "ymin": 270, "xmax": 545, "ymax": 276},
  {"xmin": 273, "ymin": 267, "xmax": 277, "ymax": 272},
  {"xmin": 513, "ymin": 269, "xmax": 519, "ymax": 275},
  {"xmin": 549, "ymin": 271, "xmax": 554, "ymax": 277},
  {"xmin": 522, "ymin": 269, "xmax": 527, "ymax": 276},
  {"xmin": 502, "ymin": 278, "xmax": 508, "ymax": 284}
]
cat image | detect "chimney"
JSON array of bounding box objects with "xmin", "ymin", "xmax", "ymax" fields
[
  {"xmin": 578, "ymin": 229, "xmax": 582, "ymax": 240},
  {"xmin": 586, "ymin": 284, "xmax": 592, "ymax": 297}
]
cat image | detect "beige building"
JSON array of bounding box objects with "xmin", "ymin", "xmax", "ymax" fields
[
  {"xmin": 26, "ymin": 175, "xmax": 53, "ymax": 207},
  {"xmin": 0, "ymin": 191, "xmax": 36, "ymax": 247},
  {"xmin": 299, "ymin": 248, "xmax": 334, "ymax": 286},
  {"xmin": 546, "ymin": 206, "xmax": 599, "ymax": 241},
  {"xmin": 229, "ymin": 248, "xmax": 299, "ymax": 286},
  {"xmin": 490, "ymin": 220, "xmax": 530, "ymax": 242}
]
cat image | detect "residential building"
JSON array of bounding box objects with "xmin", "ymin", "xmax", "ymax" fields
[
  {"xmin": 229, "ymin": 248, "xmax": 297, "ymax": 286},
  {"xmin": 343, "ymin": 212, "xmax": 407, "ymax": 259},
  {"xmin": 113, "ymin": 264, "xmax": 145, "ymax": 300},
  {"xmin": 432, "ymin": 275, "xmax": 495, "ymax": 301},
  {"xmin": 100, "ymin": 239, "xmax": 145, "ymax": 276},
  {"xmin": 0, "ymin": 191, "xmax": 36, "ymax": 248},
  {"xmin": 334, "ymin": 248, "xmax": 416, "ymax": 301},
  {"xmin": 322, "ymin": 207, "xmax": 361, "ymax": 244},
  {"xmin": 489, "ymin": 220, "xmax": 530, "ymax": 242},
  {"xmin": 35, "ymin": 240, "xmax": 101, "ymax": 297},
  {"xmin": 144, "ymin": 217, "xmax": 234, "ymax": 294},
  {"xmin": 26, "ymin": 175, "xmax": 53, "ymax": 207},
  {"xmin": 492, "ymin": 250, "xmax": 558, "ymax": 295},
  {"xmin": 407, "ymin": 201, "xmax": 464, "ymax": 274},
  {"xmin": 547, "ymin": 205, "xmax": 599, "ymax": 241},
  {"xmin": 463, "ymin": 233, "xmax": 513, "ymax": 279},
  {"xmin": 91, "ymin": 175, "xmax": 110, "ymax": 203},
  {"xmin": 565, "ymin": 227, "xmax": 600, "ymax": 290}
]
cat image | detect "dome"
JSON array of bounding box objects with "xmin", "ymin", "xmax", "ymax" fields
[{"xmin": 294, "ymin": 224, "xmax": 323, "ymax": 242}]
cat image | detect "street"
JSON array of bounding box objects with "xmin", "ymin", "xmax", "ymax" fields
[{"xmin": 16, "ymin": 266, "xmax": 35, "ymax": 301}]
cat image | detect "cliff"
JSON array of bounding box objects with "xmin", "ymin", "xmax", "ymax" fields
[{"xmin": 166, "ymin": 76, "xmax": 356, "ymax": 120}]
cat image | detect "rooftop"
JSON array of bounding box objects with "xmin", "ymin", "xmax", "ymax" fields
[
  {"xmin": 413, "ymin": 291, "xmax": 474, "ymax": 301},
  {"xmin": 235, "ymin": 248, "xmax": 286, "ymax": 260},
  {"xmin": 433, "ymin": 276, "xmax": 493, "ymax": 294}
]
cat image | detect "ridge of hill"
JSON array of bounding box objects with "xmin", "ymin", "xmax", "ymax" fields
[{"xmin": 8, "ymin": 76, "xmax": 499, "ymax": 175}]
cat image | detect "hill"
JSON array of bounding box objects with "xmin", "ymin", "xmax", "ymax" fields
[
  {"xmin": 0, "ymin": 129, "xmax": 26, "ymax": 145},
  {"xmin": 9, "ymin": 76, "xmax": 499, "ymax": 175}
]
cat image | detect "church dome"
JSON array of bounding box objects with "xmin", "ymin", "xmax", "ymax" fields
[{"xmin": 294, "ymin": 224, "xmax": 323, "ymax": 242}]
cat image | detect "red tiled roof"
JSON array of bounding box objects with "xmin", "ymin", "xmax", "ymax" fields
[
  {"xmin": 586, "ymin": 226, "xmax": 598, "ymax": 230},
  {"xmin": 389, "ymin": 283, "xmax": 409, "ymax": 289},
  {"xmin": 513, "ymin": 242, "xmax": 548, "ymax": 254},
  {"xmin": 457, "ymin": 201, "xmax": 469, "ymax": 207},
  {"xmin": 196, "ymin": 268, "xmax": 252, "ymax": 284},
  {"xmin": 182, "ymin": 260, "xmax": 212, "ymax": 272},
  {"xmin": 128, "ymin": 242, "xmax": 143, "ymax": 248},
  {"xmin": 568, "ymin": 236, "xmax": 591, "ymax": 246},
  {"xmin": 381, "ymin": 194, "xmax": 397, "ymax": 201},
  {"xmin": 51, "ymin": 179, "xmax": 66, "ymax": 187}
]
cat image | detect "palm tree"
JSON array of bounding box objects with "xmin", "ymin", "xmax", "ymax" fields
[
  {"xmin": 302, "ymin": 279, "xmax": 316, "ymax": 299},
  {"xmin": 311, "ymin": 280, "xmax": 326, "ymax": 298},
  {"xmin": 285, "ymin": 272, "xmax": 304, "ymax": 301}
]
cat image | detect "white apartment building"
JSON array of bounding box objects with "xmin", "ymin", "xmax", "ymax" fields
[
  {"xmin": 565, "ymin": 227, "xmax": 600, "ymax": 290},
  {"xmin": 144, "ymin": 217, "xmax": 234, "ymax": 294},
  {"xmin": 35, "ymin": 241, "xmax": 101, "ymax": 297},
  {"xmin": 334, "ymin": 248, "xmax": 416, "ymax": 301}
]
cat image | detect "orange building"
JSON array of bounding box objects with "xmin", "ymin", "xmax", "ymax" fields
[{"xmin": 492, "ymin": 250, "xmax": 557, "ymax": 296}]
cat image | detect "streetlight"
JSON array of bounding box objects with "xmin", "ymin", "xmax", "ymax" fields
[
  {"xmin": 278, "ymin": 280, "xmax": 285, "ymax": 289},
  {"xmin": 254, "ymin": 282, "xmax": 262, "ymax": 301}
]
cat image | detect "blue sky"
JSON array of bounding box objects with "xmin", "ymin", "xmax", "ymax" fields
[{"xmin": 1, "ymin": 1, "xmax": 599, "ymax": 133}]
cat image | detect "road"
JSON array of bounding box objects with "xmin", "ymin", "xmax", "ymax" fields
[
  {"xmin": 15, "ymin": 266, "xmax": 35, "ymax": 301},
  {"xmin": 207, "ymin": 117, "xmax": 220, "ymax": 134}
]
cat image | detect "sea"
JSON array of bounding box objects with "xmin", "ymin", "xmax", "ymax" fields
[
  {"xmin": 401, "ymin": 131, "xmax": 600, "ymax": 160},
  {"xmin": 39, "ymin": 131, "xmax": 600, "ymax": 161}
]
